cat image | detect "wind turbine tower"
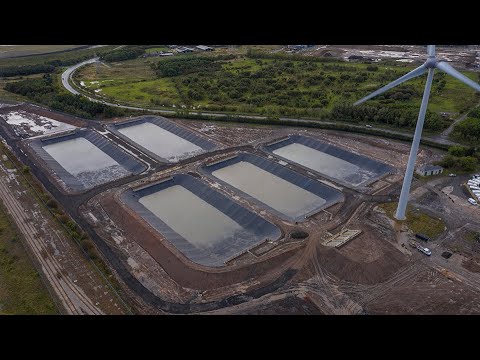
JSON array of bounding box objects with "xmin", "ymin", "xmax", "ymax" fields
[{"xmin": 354, "ymin": 45, "xmax": 480, "ymax": 220}]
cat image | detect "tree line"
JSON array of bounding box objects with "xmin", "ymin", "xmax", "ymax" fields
[
  {"xmin": 5, "ymin": 75, "xmax": 124, "ymax": 119},
  {"xmin": 100, "ymin": 46, "xmax": 146, "ymax": 62},
  {"xmin": 453, "ymin": 106, "xmax": 480, "ymax": 142},
  {"xmin": 152, "ymin": 55, "xmax": 235, "ymax": 77},
  {"xmin": 436, "ymin": 145, "xmax": 479, "ymax": 172},
  {"xmin": 0, "ymin": 64, "xmax": 56, "ymax": 77},
  {"xmin": 328, "ymin": 103, "xmax": 447, "ymax": 131}
]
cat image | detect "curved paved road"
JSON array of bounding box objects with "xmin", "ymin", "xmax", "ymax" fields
[
  {"xmin": 61, "ymin": 58, "xmax": 99, "ymax": 96},
  {"xmin": 61, "ymin": 59, "xmax": 459, "ymax": 147}
]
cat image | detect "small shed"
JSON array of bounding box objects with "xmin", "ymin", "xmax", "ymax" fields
[{"xmin": 416, "ymin": 164, "xmax": 444, "ymax": 176}]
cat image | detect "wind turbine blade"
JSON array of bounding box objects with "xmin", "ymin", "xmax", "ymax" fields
[
  {"xmin": 427, "ymin": 45, "xmax": 435, "ymax": 57},
  {"xmin": 354, "ymin": 64, "xmax": 427, "ymax": 105},
  {"xmin": 436, "ymin": 61, "xmax": 480, "ymax": 92}
]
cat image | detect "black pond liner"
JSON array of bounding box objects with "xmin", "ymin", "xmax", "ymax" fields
[
  {"xmin": 121, "ymin": 174, "xmax": 281, "ymax": 267},
  {"xmin": 28, "ymin": 128, "xmax": 146, "ymax": 192},
  {"xmin": 263, "ymin": 134, "xmax": 395, "ymax": 188},
  {"xmin": 200, "ymin": 152, "xmax": 344, "ymax": 223},
  {"xmin": 107, "ymin": 115, "xmax": 218, "ymax": 163}
]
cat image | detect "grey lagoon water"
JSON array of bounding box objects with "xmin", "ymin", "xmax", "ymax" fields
[
  {"xmin": 43, "ymin": 137, "xmax": 120, "ymax": 175},
  {"xmin": 272, "ymin": 143, "xmax": 370, "ymax": 186},
  {"xmin": 139, "ymin": 185, "xmax": 246, "ymax": 249},
  {"xmin": 118, "ymin": 122, "xmax": 203, "ymax": 162},
  {"xmin": 212, "ymin": 161, "xmax": 326, "ymax": 218}
]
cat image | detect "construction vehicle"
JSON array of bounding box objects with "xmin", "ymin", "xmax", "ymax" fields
[{"xmin": 409, "ymin": 240, "xmax": 431, "ymax": 255}]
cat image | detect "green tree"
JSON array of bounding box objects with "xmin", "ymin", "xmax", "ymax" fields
[
  {"xmin": 457, "ymin": 156, "xmax": 477, "ymax": 172},
  {"xmin": 454, "ymin": 117, "xmax": 480, "ymax": 141},
  {"xmin": 439, "ymin": 154, "xmax": 457, "ymax": 168},
  {"xmin": 448, "ymin": 145, "xmax": 468, "ymax": 157}
]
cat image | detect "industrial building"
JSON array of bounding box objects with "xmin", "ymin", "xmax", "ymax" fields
[{"xmin": 416, "ymin": 164, "xmax": 444, "ymax": 177}]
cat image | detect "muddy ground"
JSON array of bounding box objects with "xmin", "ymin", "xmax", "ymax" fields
[
  {"xmin": 83, "ymin": 121, "xmax": 435, "ymax": 314},
  {"xmin": 3, "ymin": 105, "xmax": 480, "ymax": 315}
]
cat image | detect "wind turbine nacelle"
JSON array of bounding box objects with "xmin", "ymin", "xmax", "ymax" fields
[{"xmin": 425, "ymin": 58, "xmax": 438, "ymax": 68}]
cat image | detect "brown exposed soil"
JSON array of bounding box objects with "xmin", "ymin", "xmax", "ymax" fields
[
  {"xmin": 366, "ymin": 264, "xmax": 480, "ymax": 314},
  {"xmin": 462, "ymin": 259, "xmax": 480, "ymax": 273},
  {"xmin": 317, "ymin": 239, "xmax": 407, "ymax": 285}
]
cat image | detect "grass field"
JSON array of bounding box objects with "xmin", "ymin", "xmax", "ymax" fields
[
  {"xmin": 381, "ymin": 202, "xmax": 446, "ymax": 239},
  {"xmin": 145, "ymin": 47, "xmax": 169, "ymax": 54},
  {"xmin": 74, "ymin": 53, "xmax": 480, "ymax": 118},
  {"xmin": 2, "ymin": 46, "xmax": 479, "ymax": 137},
  {"xmin": 0, "ymin": 73, "xmax": 45, "ymax": 102},
  {"xmin": 0, "ymin": 202, "xmax": 58, "ymax": 315},
  {"xmin": 0, "ymin": 45, "xmax": 117, "ymax": 67},
  {"xmin": 0, "ymin": 45, "xmax": 86, "ymax": 59}
]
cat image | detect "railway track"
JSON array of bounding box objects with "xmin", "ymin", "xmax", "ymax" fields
[{"xmin": 0, "ymin": 163, "xmax": 102, "ymax": 315}]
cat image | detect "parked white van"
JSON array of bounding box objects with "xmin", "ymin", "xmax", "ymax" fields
[{"xmin": 468, "ymin": 198, "xmax": 478, "ymax": 205}]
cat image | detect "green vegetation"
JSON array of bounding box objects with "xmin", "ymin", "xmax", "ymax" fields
[
  {"xmin": 0, "ymin": 73, "xmax": 44, "ymax": 102},
  {"xmin": 145, "ymin": 47, "xmax": 168, "ymax": 54},
  {"xmin": 74, "ymin": 49, "xmax": 479, "ymax": 132},
  {"xmin": 2, "ymin": 46, "xmax": 478, "ymax": 129},
  {"xmin": 330, "ymin": 103, "xmax": 446, "ymax": 131},
  {"xmin": 0, "ymin": 45, "xmax": 141, "ymax": 115},
  {"xmin": 0, "ymin": 203, "xmax": 57, "ymax": 315},
  {"xmin": 0, "ymin": 45, "xmax": 117, "ymax": 68},
  {"xmin": 453, "ymin": 117, "xmax": 480, "ymax": 143},
  {"xmin": 100, "ymin": 46, "xmax": 146, "ymax": 63},
  {"xmin": 0, "ymin": 45, "xmax": 86, "ymax": 59},
  {"xmin": 380, "ymin": 202, "xmax": 446, "ymax": 239},
  {"xmin": 436, "ymin": 145, "xmax": 480, "ymax": 172},
  {"xmin": 0, "ymin": 144, "xmax": 129, "ymax": 305},
  {"xmin": 152, "ymin": 55, "xmax": 235, "ymax": 77},
  {"xmin": 5, "ymin": 74, "xmax": 125, "ymax": 119},
  {"xmin": 0, "ymin": 64, "xmax": 56, "ymax": 77}
]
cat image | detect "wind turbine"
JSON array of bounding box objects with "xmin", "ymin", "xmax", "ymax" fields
[{"xmin": 354, "ymin": 45, "xmax": 480, "ymax": 220}]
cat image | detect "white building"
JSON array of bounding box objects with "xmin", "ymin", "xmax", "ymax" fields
[{"xmin": 416, "ymin": 164, "xmax": 444, "ymax": 176}]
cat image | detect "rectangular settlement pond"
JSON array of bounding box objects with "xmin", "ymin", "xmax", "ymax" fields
[
  {"xmin": 28, "ymin": 129, "xmax": 145, "ymax": 192},
  {"xmin": 107, "ymin": 116, "xmax": 217, "ymax": 163},
  {"xmin": 202, "ymin": 153, "xmax": 343, "ymax": 222},
  {"xmin": 264, "ymin": 135, "xmax": 394, "ymax": 188},
  {"xmin": 1, "ymin": 110, "xmax": 76, "ymax": 138},
  {"xmin": 121, "ymin": 174, "xmax": 281, "ymax": 267}
]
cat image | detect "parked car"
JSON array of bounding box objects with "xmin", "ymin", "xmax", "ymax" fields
[
  {"xmin": 417, "ymin": 246, "xmax": 432, "ymax": 256},
  {"xmin": 468, "ymin": 198, "xmax": 478, "ymax": 206},
  {"xmin": 449, "ymin": 173, "xmax": 457, "ymax": 177},
  {"xmin": 365, "ymin": 124, "xmax": 372, "ymax": 128}
]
